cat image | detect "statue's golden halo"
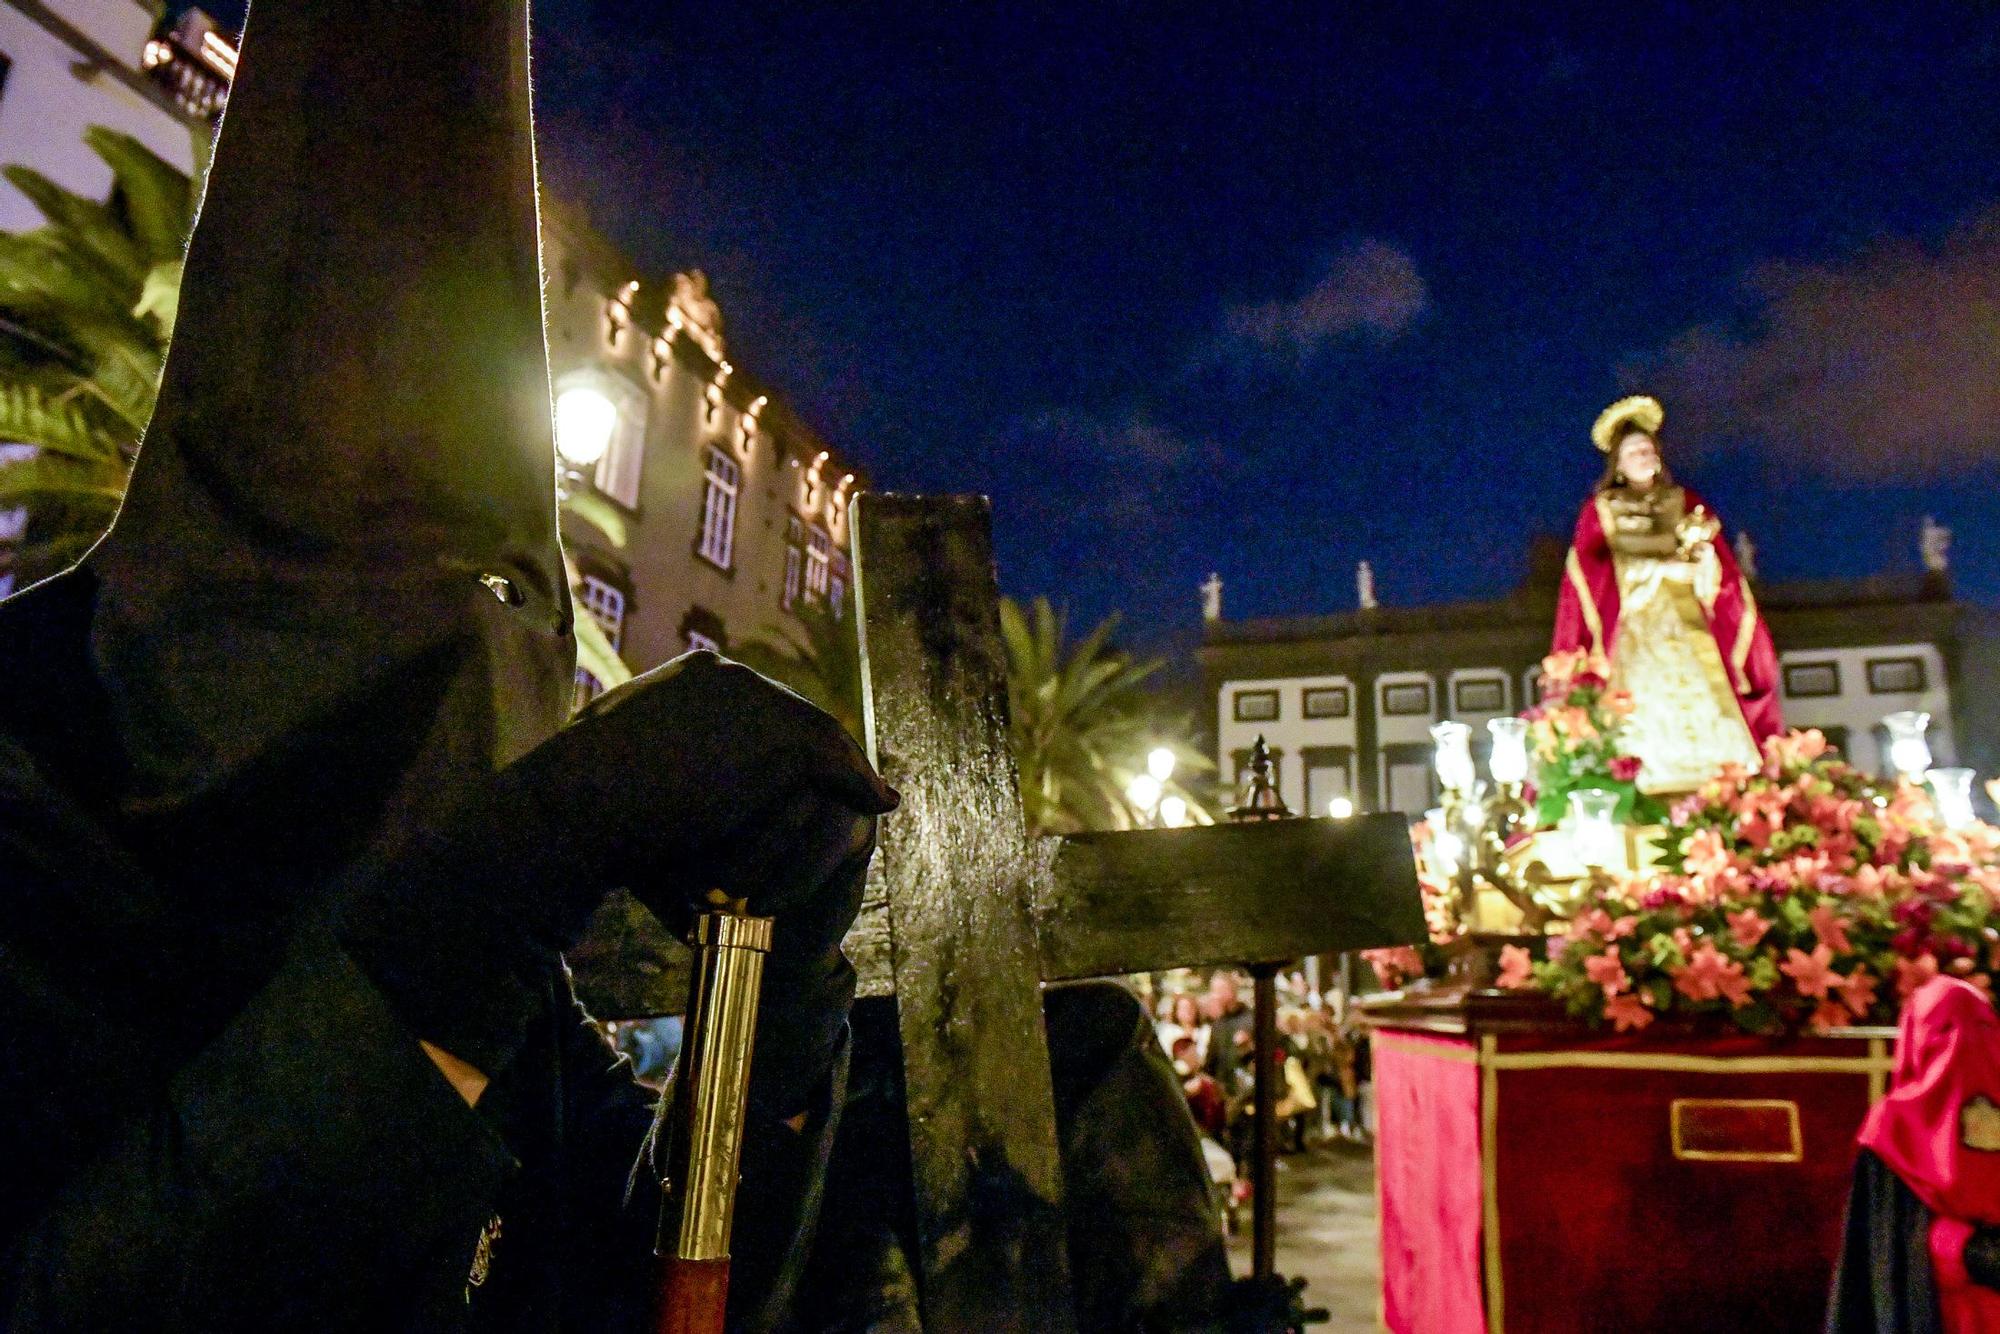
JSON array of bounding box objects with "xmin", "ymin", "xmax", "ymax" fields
[{"xmin": 1591, "ymin": 395, "xmax": 1665, "ymax": 454}]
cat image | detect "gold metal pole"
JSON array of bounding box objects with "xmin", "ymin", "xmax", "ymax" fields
[{"xmin": 654, "ymin": 910, "xmax": 773, "ymax": 1334}]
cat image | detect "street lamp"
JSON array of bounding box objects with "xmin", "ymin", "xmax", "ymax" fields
[
  {"xmin": 1159, "ymin": 794, "xmax": 1189, "ymax": 828},
  {"xmin": 1327, "ymin": 795, "xmax": 1355, "ymax": 819},
  {"xmin": 555, "ymin": 383, "xmax": 618, "ymax": 496},
  {"xmin": 1147, "ymin": 746, "xmax": 1177, "ymax": 784},
  {"xmin": 1125, "ymin": 772, "xmax": 1165, "ymax": 824}
]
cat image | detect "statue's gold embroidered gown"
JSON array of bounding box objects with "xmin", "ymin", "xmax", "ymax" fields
[{"xmin": 1600, "ymin": 487, "xmax": 1759, "ymax": 794}]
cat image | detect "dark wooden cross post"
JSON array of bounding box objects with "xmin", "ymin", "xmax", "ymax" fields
[{"xmin": 847, "ymin": 493, "xmax": 1426, "ymax": 1333}]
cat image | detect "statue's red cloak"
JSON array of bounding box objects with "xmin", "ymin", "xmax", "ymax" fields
[{"xmin": 1550, "ymin": 487, "xmax": 1783, "ymax": 745}]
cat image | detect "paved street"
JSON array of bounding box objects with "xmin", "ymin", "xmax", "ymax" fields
[{"xmin": 1227, "ymin": 1140, "xmax": 1382, "ymax": 1333}]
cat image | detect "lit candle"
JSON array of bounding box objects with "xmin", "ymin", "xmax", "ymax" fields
[{"xmin": 1567, "ymin": 788, "xmax": 1622, "ymax": 869}]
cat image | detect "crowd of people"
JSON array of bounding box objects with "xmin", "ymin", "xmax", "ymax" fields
[{"xmin": 1141, "ymin": 967, "xmax": 1373, "ymax": 1227}]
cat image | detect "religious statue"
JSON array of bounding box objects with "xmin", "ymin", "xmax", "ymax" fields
[
  {"xmin": 1201, "ymin": 571, "xmax": 1223, "ymax": 622},
  {"xmin": 1922, "ymin": 514, "xmax": 1952, "ymax": 574},
  {"xmin": 1552, "ymin": 396, "xmax": 1781, "ymax": 793},
  {"xmin": 670, "ymin": 268, "xmax": 727, "ymax": 362},
  {"xmin": 1357, "ymin": 560, "xmax": 1378, "ymax": 610}
]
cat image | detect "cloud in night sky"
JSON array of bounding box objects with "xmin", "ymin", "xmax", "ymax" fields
[
  {"xmin": 1641, "ymin": 206, "xmax": 2000, "ymax": 480},
  {"xmin": 1223, "ymin": 240, "xmax": 1428, "ymax": 356}
]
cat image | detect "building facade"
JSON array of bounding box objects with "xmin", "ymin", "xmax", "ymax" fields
[
  {"xmin": 1200, "ymin": 561, "xmax": 2000, "ymax": 819},
  {"xmin": 543, "ymin": 207, "xmax": 860, "ymax": 685},
  {"xmin": 0, "ymin": 1, "xmax": 224, "ymax": 232}
]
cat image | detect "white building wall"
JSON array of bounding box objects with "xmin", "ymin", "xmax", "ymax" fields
[
  {"xmin": 0, "ymin": 0, "xmax": 197, "ymax": 233},
  {"xmin": 1217, "ymin": 673, "xmax": 1357, "ymax": 817},
  {"xmin": 1777, "ymin": 642, "xmax": 1953, "ymax": 774}
]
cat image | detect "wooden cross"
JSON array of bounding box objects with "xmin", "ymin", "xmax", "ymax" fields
[{"xmin": 845, "ymin": 493, "xmax": 1425, "ymax": 1332}]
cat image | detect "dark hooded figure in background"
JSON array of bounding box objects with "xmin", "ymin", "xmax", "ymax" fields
[{"xmin": 0, "ymin": 1, "xmax": 894, "ymax": 1328}]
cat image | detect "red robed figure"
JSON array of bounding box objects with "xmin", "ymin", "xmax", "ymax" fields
[
  {"xmin": 1552, "ymin": 412, "xmax": 1783, "ymax": 748},
  {"xmin": 1858, "ymin": 976, "xmax": 2000, "ymax": 1332}
]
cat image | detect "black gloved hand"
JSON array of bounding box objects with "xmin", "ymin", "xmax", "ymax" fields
[
  {"xmin": 336, "ymin": 651, "xmax": 896, "ymax": 1087},
  {"xmin": 1220, "ymin": 1275, "xmax": 1328, "ymax": 1334},
  {"xmin": 1967, "ymin": 1226, "xmax": 2000, "ymax": 1292}
]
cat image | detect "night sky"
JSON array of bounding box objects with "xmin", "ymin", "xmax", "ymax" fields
[{"xmin": 219, "ymin": 3, "xmax": 2000, "ymax": 652}]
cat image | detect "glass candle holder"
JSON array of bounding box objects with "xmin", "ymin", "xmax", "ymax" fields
[
  {"xmin": 1487, "ymin": 716, "xmax": 1530, "ymax": 787},
  {"xmin": 1883, "ymin": 710, "xmax": 1933, "ymax": 782},
  {"xmin": 1927, "ymin": 767, "xmax": 1976, "ymax": 831},
  {"xmin": 1431, "ymin": 721, "xmax": 1476, "ymax": 794},
  {"xmin": 1425, "ymin": 806, "xmax": 1464, "ymax": 877},
  {"xmin": 1567, "ymin": 788, "xmax": 1622, "ymax": 869}
]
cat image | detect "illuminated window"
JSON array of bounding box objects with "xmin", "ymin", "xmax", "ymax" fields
[
  {"xmin": 697, "ymin": 447, "xmax": 739, "ymax": 569},
  {"xmin": 805, "ymin": 525, "xmax": 831, "ymax": 600},
  {"xmin": 829, "ymin": 551, "xmax": 851, "ymax": 619},
  {"xmin": 575, "ymin": 575, "xmax": 626, "ymax": 649},
  {"xmin": 782, "ymin": 516, "xmax": 804, "ymax": 609}
]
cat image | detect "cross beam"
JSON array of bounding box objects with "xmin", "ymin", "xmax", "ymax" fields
[{"xmin": 849, "ymin": 493, "xmax": 1424, "ymax": 1332}]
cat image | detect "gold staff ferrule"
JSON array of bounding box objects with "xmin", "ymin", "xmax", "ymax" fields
[{"xmin": 661, "ymin": 911, "xmax": 773, "ymax": 1263}]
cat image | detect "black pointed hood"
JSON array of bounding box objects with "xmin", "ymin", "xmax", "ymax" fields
[{"xmin": 86, "ymin": 0, "xmax": 573, "ymax": 846}]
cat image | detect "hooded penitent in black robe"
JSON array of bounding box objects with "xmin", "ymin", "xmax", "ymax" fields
[{"xmin": 0, "ymin": 1, "xmax": 884, "ymax": 1328}]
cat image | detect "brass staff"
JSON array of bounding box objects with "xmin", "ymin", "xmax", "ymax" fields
[{"xmin": 653, "ymin": 909, "xmax": 774, "ymax": 1334}]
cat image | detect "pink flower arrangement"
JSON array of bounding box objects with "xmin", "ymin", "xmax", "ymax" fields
[
  {"xmin": 1523, "ymin": 650, "xmax": 1661, "ymax": 825},
  {"xmin": 1501, "ymin": 730, "xmax": 2000, "ymax": 1034}
]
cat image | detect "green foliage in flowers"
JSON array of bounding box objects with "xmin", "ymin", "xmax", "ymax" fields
[
  {"xmin": 1507, "ymin": 730, "xmax": 1999, "ymax": 1035},
  {"xmin": 1523, "ymin": 648, "xmax": 1667, "ymax": 826}
]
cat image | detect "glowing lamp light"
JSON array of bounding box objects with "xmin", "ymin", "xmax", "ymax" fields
[
  {"xmin": 1928, "ymin": 768, "xmax": 1977, "ymax": 831},
  {"xmin": 554, "ymin": 385, "xmax": 618, "ymax": 469},
  {"xmin": 1487, "ymin": 716, "xmax": 1530, "ymax": 787},
  {"xmin": 1147, "ymin": 746, "xmax": 1178, "ymax": 783},
  {"xmin": 1430, "ymin": 721, "xmax": 1476, "ymax": 794},
  {"xmin": 1159, "ymin": 795, "xmax": 1189, "ymax": 828},
  {"xmin": 1426, "ymin": 807, "xmax": 1464, "ymax": 876},
  {"xmin": 1568, "ymin": 788, "xmax": 1622, "ymax": 869},
  {"xmin": 1327, "ymin": 795, "xmax": 1355, "ymax": 820},
  {"xmin": 1125, "ymin": 773, "xmax": 1164, "ymax": 814},
  {"xmin": 1884, "ymin": 711, "xmax": 1933, "ymax": 783}
]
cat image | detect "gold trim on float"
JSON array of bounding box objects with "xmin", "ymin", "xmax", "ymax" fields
[
  {"xmin": 1371, "ymin": 1033, "xmax": 1480, "ymax": 1063},
  {"xmin": 1480, "ymin": 1035, "xmax": 1504, "ymax": 1334},
  {"xmin": 1868, "ymin": 1038, "xmax": 1888, "ymax": 1104},
  {"xmin": 1669, "ymin": 1097, "xmax": 1803, "ymax": 1163},
  {"xmin": 1484, "ymin": 1050, "xmax": 1887, "ymax": 1076}
]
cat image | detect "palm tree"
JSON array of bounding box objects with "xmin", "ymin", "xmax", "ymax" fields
[
  {"xmin": 729, "ymin": 605, "xmax": 865, "ymax": 742},
  {"xmin": 999, "ymin": 595, "xmax": 1211, "ymax": 835},
  {"xmin": 0, "ymin": 127, "xmax": 192, "ymax": 584}
]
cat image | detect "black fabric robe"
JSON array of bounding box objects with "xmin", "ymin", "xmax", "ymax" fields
[
  {"xmin": 0, "ymin": 0, "xmax": 835, "ymax": 1326},
  {"xmin": 789, "ymin": 984, "xmax": 1238, "ymax": 1334},
  {"xmin": 1827, "ymin": 1149, "xmax": 1944, "ymax": 1334}
]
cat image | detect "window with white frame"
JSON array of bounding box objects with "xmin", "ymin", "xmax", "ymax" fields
[
  {"xmin": 805, "ymin": 524, "xmax": 831, "ymax": 600},
  {"xmin": 697, "ymin": 447, "xmax": 740, "ymax": 569},
  {"xmin": 829, "ymin": 552, "xmax": 851, "ymax": 618},
  {"xmin": 592, "ymin": 381, "xmax": 648, "ymax": 509},
  {"xmin": 575, "ymin": 574, "xmax": 626, "ymax": 649},
  {"xmin": 783, "ymin": 516, "xmax": 804, "ymax": 609}
]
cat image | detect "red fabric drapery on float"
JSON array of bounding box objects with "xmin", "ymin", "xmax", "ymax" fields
[{"xmin": 1551, "ymin": 487, "xmax": 1783, "ymax": 744}]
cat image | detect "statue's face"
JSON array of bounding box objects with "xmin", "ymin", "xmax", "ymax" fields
[{"xmin": 1617, "ymin": 433, "xmax": 1661, "ymax": 489}]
